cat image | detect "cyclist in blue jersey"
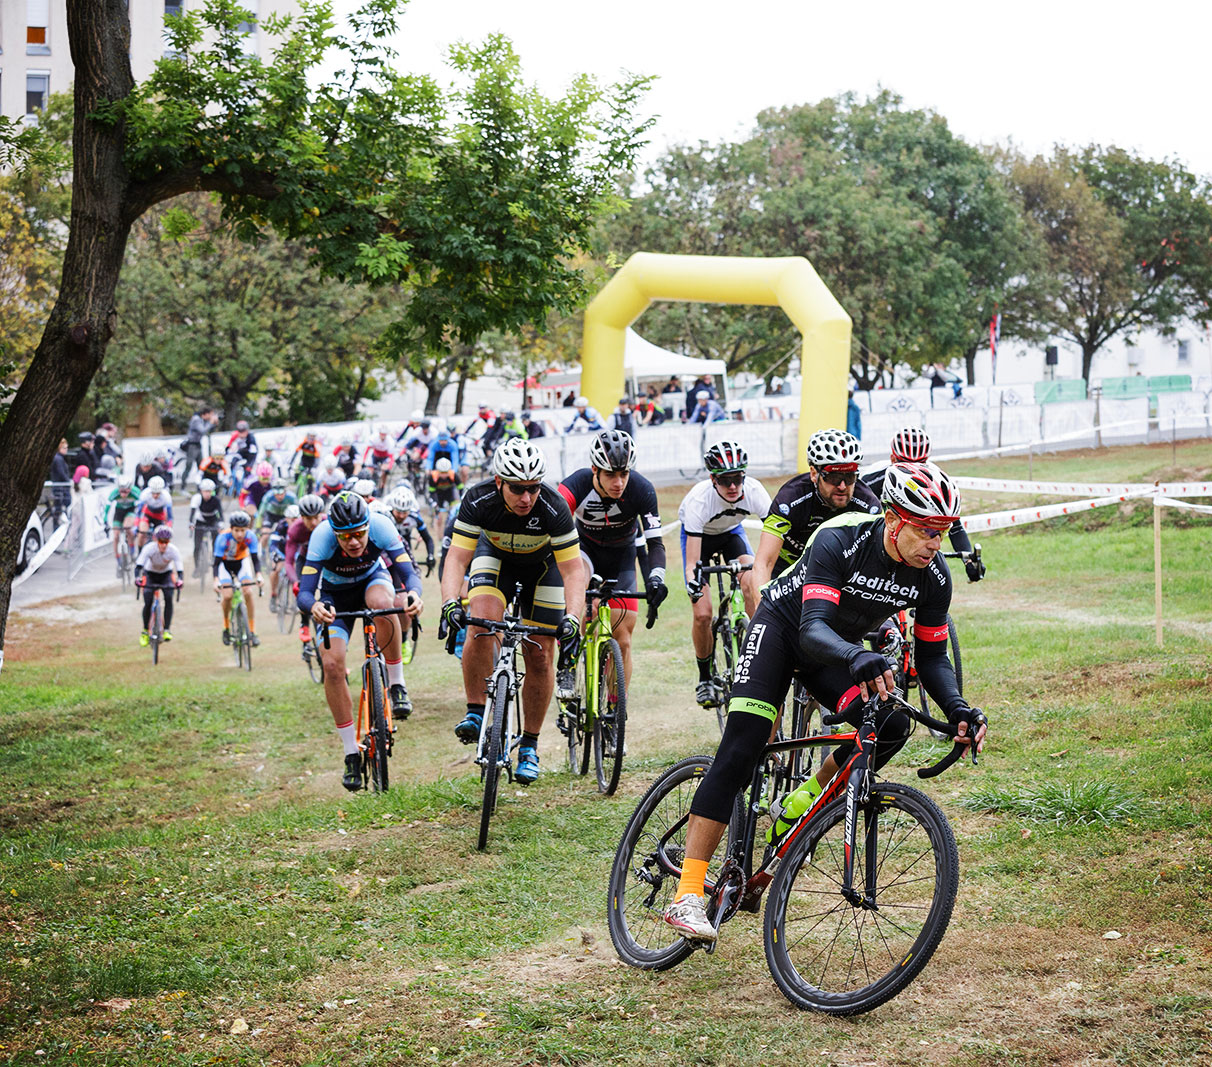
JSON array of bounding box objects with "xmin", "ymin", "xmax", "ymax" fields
[{"xmin": 297, "ymin": 491, "xmax": 424, "ymax": 791}]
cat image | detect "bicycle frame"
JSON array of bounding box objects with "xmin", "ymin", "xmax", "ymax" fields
[{"xmin": 656, "ymin": 693, "xmax": 972, "ymax": 944}]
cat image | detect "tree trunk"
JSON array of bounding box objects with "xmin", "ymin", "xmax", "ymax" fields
[
  {"xmin": 1081, "ymin": 343, "xmax": 1097, "ymax": 384},
  {"xmin": 0, "ymin": 0, "xmax": 135, "ymax": 665},
  {"xmin": 964, "ymin": 343, "xmax": 978, "ymax": 386}
]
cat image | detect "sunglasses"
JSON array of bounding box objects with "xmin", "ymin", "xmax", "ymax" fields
[
  {"xmin": 335, "ymin": 526, "xmax": 369, "ymax": 541},
  {"xmin": 713, "ymin": 473, "xmax": 745, "ymax": 488},
  {"xmin": 818, "ymin": 469, "xmax": 858, "ymax": 487},
  {"xmin": 503, "ymin": 482, "xmax": 542, "ymax": 496}
]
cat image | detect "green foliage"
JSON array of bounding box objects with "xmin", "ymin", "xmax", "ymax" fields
[
  {"xmin": 961, "ymin": 780, "xmax": 1145, "ymax": 825},
  {"xmin": 1004, "ymin": 145, "xmax": 1212, "ymax": 380}
]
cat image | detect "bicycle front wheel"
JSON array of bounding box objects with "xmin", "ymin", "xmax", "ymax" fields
[
  {"xmin": 478, "ymin": 683, "xmax": 510, "ymax": 851},
  {"xmin": 306, "ymin": 635, "xmax": 324, "ymax": 684},
  {"xmin": 150, "ymin": 595, "xmax": 163, "ymax": 666},
  {"xmin": 763, "ymin": 782, "xmax": 959, "ymax": 1015},
  {"xmin": 367, "ymin": 661, "xmax": 391, "ymax": 793},
  {"xmin": 608, "ymin": 755, "xmax": 727, "ymax": 971},
  {"xmin": 593, "ymin": 638, "xmax": 627, "ymax": 795}
]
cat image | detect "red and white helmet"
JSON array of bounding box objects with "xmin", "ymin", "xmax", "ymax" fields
[
  {"xmin": 882, "ymin": 462, "xmax": 961, "ymax": 526},
  {"xmin": 890, "ymin": 426, "xmax": 930, "ymax": 463},
  {"xmin": 806, "ymin": 428, "xmax": 862, "ymax": 470}
]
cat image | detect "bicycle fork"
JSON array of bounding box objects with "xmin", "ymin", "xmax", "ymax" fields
[{"xmin": 841, "ymin": 728, "xmax": 878, "ymax": 910}]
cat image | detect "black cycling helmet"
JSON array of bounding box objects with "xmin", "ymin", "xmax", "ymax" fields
[
  {"xmin": 328, "ymin": 490, "xmax": 369, "ymax": 532},
  {"xmin": 590, "ymin": 429, "xmax": 636, "ymax": 471},
  {"xmin": 704, "ymin": 440, "xmax": 748, "ymax": 474},
  {"xmin": 229, "ymin": 511, "xmax": 251, "ymax": 528},
  {"xmin": 298, "ymin": 493, "xmax": 326, "ymax": 518}
]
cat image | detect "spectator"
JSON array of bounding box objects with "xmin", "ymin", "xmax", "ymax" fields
[
  {"xmin": 846, "ymin": 389, "xmax": 862, "ymax": 440},
  {"xmin": 684, "ymin": 374, "xmax": 716, "ymax": 421},
  {"xmin": 95, "ymin": 454, "xmax": 119, "ymax": 486},
  {"xmin": 635, "ymin": 392, "xmax": 664, "ymax": 427},
  {"xmin": 49, "ymin": 438, "xmax": 72, "ymax": 523},
  {"xmin": 688, "ymin": 389, "xmax": 727, "ymax": 423},
  {"xmin": 520, "ymin": 411, "xmax": 545, "ymax": 439},
  {"xmin": 607, "ymin": 397, "xmax": 637, "ymax": 436},
  {"xmin": 562, "ymin": 390, "xmax": 576, "ymax": 408},
  {"xmin": 928, "ymin": 363, "xmax": 947, "ymax": 409},
  {"xmin": 660, "ymin": 376, "xmax": 682, "ymax": 420},
  {"xmin": 94, "ymin": 425, "xmax": 122, "ymax": 465},
  {"xmin": 75, "ymin": 432, "xmax": 98, "ymax": 478},
  {"xmin": 182, "ymin": 404, "xmax": 218, "ymax": 485},
  {"xmin": 564, "ymin": 396, "xmax": 604, "ymax": 434}
]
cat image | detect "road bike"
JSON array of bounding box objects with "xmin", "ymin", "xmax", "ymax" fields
[
  {"xmin": 323, "ymin": 606, "xmax": 411, "ymax": 793},
  {"xmin": 695, "ymin": 558, "xmax": 753, "ymax": 734},
  {"xmin": 608, "ymin": 690, "xmax": 982, "ymax": 1015},
  {"xmin": 115, "ymin": 526, "xmax": 135, "ymax": 589},
  {"xmin": 270, "ymin": 561, "xmax": 296, "ymax": 634},
  {"xmin": 194, "ymin": 525, "xmax": 219, "ymax": 594},
  {"xmin": 138, "ymin": 582, "xmax": 180, "ymax": 666},
  {"xmin": 555, "ymin": 576, "xmax": 657, "ymax": 795},
  {"xmin": 440, "ymin": 584, "xmax": 554, "ymax": 850},
  {"xmin": 292, "ymin": 466, "xmax": 315, "ymax": 499},
  {"xmin": 222, "ymin": 581, "xmax": 260, "ymax": 671}
]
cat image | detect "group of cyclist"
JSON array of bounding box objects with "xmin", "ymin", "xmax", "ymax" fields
[{"xmin": 105, "ymin": 409, "xmax": 987, "ymax": 886}]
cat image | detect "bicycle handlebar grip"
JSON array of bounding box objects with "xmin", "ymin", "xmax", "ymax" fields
[
  {"xmin": 322, "ymin": 625, "xmax": 331, "ymax": 650},
  {"xmin": 821, "ymin": 709, "xmax": 850, "ymax": 726},
  {"xmin": 917, "ymin": 742, "xmax": 965, "ymax": 779}
]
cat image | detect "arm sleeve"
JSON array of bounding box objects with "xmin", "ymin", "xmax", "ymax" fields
[
  {"xmin": 295, "ymin": 529, "xmax": 330, "ymax": 612},
  {"xmin": 637, "ymin": 482, "xmax": 667, "ymax": 578},
  {"xmin": 912, "ymin": 567, "xmax": 965, "ymax": 718},
  {"xmin": 413, "ymin": 514, "xmax": 434, "ymax": 557},
  {"xmin": 797, "ymin": 531, "xmax": 865, "ymax": 668},
  {"xmin": 248, "ymin": 535, "xmax": 261, "ymax": 573},
  {"xmin": 947, "ymin": 519, "xmax": 973, "ymax": 555},
  {"xmin": 375, "ymin": 521, "xmax": 423, "ymax": 596}
]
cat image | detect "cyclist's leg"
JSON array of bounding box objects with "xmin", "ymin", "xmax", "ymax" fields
[
  {"xmin": 518, "ymin": 554, "xmax": 564, "ymax": 736},
  {"xmin": 463, "ymin": 543, "xmax": 508, "ymax": 710},
  {"xmin": 585, "ymin": 542, "xmax": 640, "ymax": 687},
  {"xmin": 807, "ymin": 664, "xmax": 913, "ymax": 776},
  {"xmin": 684, "ymin": 529, "xmax": 715, "ymax": 661},
  {"xmin": 218, "ymin": 568, "xmax": 235, "ymax": 630}
]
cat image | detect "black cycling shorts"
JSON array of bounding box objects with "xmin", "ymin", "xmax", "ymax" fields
[
  {"xmin": 468, "ymin": 536, "xmax": 564, "ymax": 628},
  {"xmin": 580, "ymin": 539, "xmax": 638, "ymax": 611}
]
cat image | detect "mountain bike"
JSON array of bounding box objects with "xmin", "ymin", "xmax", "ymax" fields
[
  {"xmin": 116, "ymin": 528, "xmax": 135, "ymax": 590},
  {"xmin": 440, "ymin": 585, "xmax": 555, "ymax": 850},
  {"xmin": 271, "ymin": 562, "xmax": 295, "ymax": 634},
  {"xmin": 608, "ymin": 691, "xmax": 982, "ymax": 1015},
  {"xmin": 556, "ymin": 576, "xmax": 657, "ymax": 795},
  {"xmin": 323, "ymin": 606, "xmax": 411, "ymax": 793},
  {"xmin": 695, "ymin": 558, "xmax": 753, "ymax": 734}
]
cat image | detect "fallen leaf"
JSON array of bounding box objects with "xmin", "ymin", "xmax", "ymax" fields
[
  {"xmin": 229, "ymin": 1018, "xmax": 249, "ymax": 1035},
  {"xmin": 95, "ymin": 998, "xmax": 133, "ymax": 1013},
  {"xmin": 1103, "ymin": 930, "xmax": 1123, "ymax": 940},
  {"xmin": 1048, "ymin": 749, "xmax": 1069, "ymax": 759}
]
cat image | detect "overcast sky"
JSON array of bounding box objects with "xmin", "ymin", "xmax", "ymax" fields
[{"xmin": 327, "ymin": 0, "xmax": 1212, "ymax": 176}]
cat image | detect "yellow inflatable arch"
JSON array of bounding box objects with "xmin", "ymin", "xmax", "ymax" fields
[{"xmin": 581, "ymin": 252, "xmax": 852, "ymax": 472}]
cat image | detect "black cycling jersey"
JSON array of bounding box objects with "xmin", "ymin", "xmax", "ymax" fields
[
  {"xmin": 762, "ymin": 472, "xmax": 881, "ymax": 577},
  {"xmin": 557, "ymin": 468, "xmax": 667, "ymax": 577},
  {"xmin": 763, "ymin": 511, "xmax": 962, "ymax": 718},
  {"xmin": 449, "ymin": 479, "xmax": 579, "ymax": 564},
  {"xmin": 862, "ymin": 466, "xmax": 972, "ymax": 554},
  {"xmin": 192, "ymin": 494, "xmax": 224, "ymax": 527}
]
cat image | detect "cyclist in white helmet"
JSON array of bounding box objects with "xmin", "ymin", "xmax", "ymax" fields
[
  {"xmin": 439, "ymin": 437, "xmax": 587, "ymax": 785},
  {"xmin": 663, "ymin": 460, "xmax": 988, "ymax": 943}
]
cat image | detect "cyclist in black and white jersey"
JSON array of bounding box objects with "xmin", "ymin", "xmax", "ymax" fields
[
  {"xmin": 863, "ymin": 426, "xmax": 985, "ymax": 582},
  {"xmin": 439, "ymin": 439, "xmax": 587, "ymax": 784},
  {"xmin": 677, "ymin": 441, "xmax": 771, "ymax": 707},
  {"xmin": 662, "ymin": 461, "xmax": 988, "ymax": 942},
  {"xmin": 752, "ymin": 428, "xmax": 881, "ymax": 587},
  {"xmin": 188, "ymin": 478, "xmax": 225, "ymax": 576},
  {"xmin": 558, "ymin": 430, "xmax": 668, "ymax": 685}
]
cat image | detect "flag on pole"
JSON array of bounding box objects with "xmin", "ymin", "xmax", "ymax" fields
[{"xmin": 989, "ymin": 308, "xmax": 1002, "ymax": 383}]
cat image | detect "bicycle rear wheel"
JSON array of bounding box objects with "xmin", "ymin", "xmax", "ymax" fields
[
  {"xmin": 785, "ymin": 681, "xmax": 822, "ymax": 786},
  {"xmin": 763, "ymin": 782, "xmax": 959, "ymax": 1015},
  {"xmin": 232, "ymin": 600, "xmax": 250, "ymax": 670},
  {"xmin": 367, "ymin": 660, "xmax": 391, "ymax": 793},
  {"xmin": 477, "ymin": 683, "xmax": 510, "ymax": 851},
  {"xmin": 916, "ymin": 613, "xmax": 962, "ymax": 728},
  {"xmin": 608, "ymin": 756, "xmax": 734, "ymax": 970},
  {"xmin": 711, "ymin": 615, "xmax": 741, "ymax": 735},
  {"xmin": 593, "ymin": 638, "xmax": 627, "ymax": 795}
]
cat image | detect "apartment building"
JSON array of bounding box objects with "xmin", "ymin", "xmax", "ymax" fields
[{"xmin": 0, "ymin": 0, "xmax": 301, "ymax": 122}]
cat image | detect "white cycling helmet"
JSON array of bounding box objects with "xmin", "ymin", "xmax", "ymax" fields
[
  {"xmin": 387, "ymin": 485, "xmax": 417, "ymax": 513},
  {"xmin": 353, "ymin": 478, "xmax": 376, "ymax": 499},
  {"xmin": 147, "ymin": 476, "xmax": 166, "ymax": 492},
  {"xmin": 492, "ymin": 438, "xmax": 547, "ymax": 482},
  {"xmin": 322, "ymin": 454, "xmax": 338, "ymax": 470},
  {"xmin": 590, "ymin": 429, "xmax": 636, "ymax": 471},
  {"xmin": 199, "ymin": 478, "xmax": 216, "ymax": 492},
  {"xmin": 410, "ymin": 408, "xmax": 423, "ymax": 422},
  {"xmin": 890, "ymin": 426, "xmax": 931, "ymax": 463},
  {"xmin": 117, "ymin": 474, "xmax": 134, "ymax": 490},
  {"xmin": 695, "ymin": 389, "xmax": 710, "ymax": 400},
  {"xmin": 284, "ymin": 504, "xmax": 300, "ymax": 520},
  {"xmin": 807, "ymin": 428, "xmax": 863, "ymax": 469},
  {"xmin": 435, "ymin": 457, "xmax": 453, "ymax": 473},
  {"xmin": 574, "ymin": 396, "xmax": 588, "ymax": 409},
  {"xmin": 882, "ymin": 462, "xmax": 961, "ymax": 524}
]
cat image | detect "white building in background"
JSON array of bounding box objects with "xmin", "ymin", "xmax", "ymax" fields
[{"xmin": 0, "ymin": 0, "xmax": 300, "ymax": 123}]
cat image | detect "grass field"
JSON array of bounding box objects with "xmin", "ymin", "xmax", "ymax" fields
[{"xmin": 1, "ymin": 441, "xmax": 1210, "ymax": 1066}]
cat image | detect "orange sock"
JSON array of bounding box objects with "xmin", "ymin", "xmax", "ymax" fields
[{"xmin": 675, "ymin": 858, "xmax": 710, "ymax": 900}]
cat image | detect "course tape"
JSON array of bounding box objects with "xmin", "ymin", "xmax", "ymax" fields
[
  {"xmin": 960, "ymin": 488, "xmax": 1155, "ymax": 532},
  {"xmin": 952, "ymin": 477, "xmax": 1212, "ymax": 498},
  {"xmin": 1153, "ymin": 496, "xmax": 1212, "ymax": 516}
]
